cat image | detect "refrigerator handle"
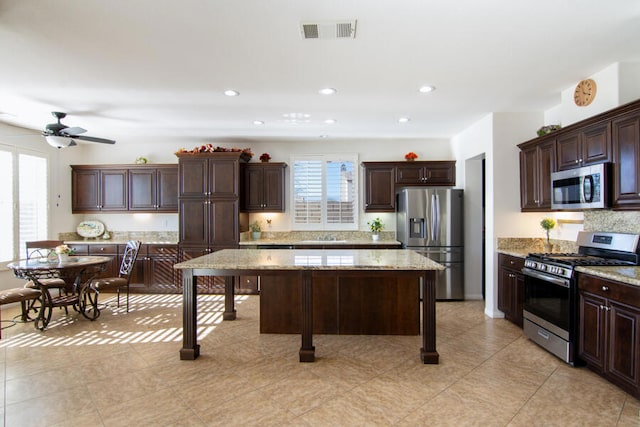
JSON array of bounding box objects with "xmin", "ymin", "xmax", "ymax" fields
[{"xmin": 431, "ymin": 194, "xmax": 440, "ymax": 242}]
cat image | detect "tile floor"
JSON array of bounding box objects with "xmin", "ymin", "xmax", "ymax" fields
[{"xmin": 0, "ymin": 294, "xmax": 638, "ymax": 426}]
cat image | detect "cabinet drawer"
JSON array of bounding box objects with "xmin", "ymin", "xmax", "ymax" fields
[
  {"xmin": 89, "ymin": 244, "xmax": 119, "ymax": 255},
  {"xmin": 579, "ymin": 273, "xmax": 640, "ymax": 305},
  {"xmin": 147, "ymin": 244, "xmax": 178, "ymax": 256},
  {"xmin": 499, "ymin": 254, "xmax": 525, "ymax": 271},
  {"xmin": 67, "ymin": 244, "xmax": 89, "ymax": 255}
]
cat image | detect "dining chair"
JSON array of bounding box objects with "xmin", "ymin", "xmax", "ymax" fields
[
  {"xmin": 23, "ymin": 240, "xmax": 68, "ymax": 316},
  {"xmin": 0, "ymin": 287, "xmax": 42, "ymax": 338},
  {"xmin": 90, "ymin": 240, "xmax": 141, "ymax": 312}
]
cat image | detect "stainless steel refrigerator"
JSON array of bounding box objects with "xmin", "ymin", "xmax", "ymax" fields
[{"xmin": 396, "ymin": 188, "xmax": 464, "ymax": 300}]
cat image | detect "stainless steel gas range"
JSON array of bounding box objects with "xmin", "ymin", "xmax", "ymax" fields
[{"xmin": 522, "ymin": 231, "xmax": 640, "ymax": 365}]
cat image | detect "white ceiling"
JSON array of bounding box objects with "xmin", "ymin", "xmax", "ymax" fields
[{"xmin": 1, "ymin": 0, "xmax": 640, "ymax": 146}]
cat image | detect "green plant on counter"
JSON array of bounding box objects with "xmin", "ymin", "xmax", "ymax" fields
[
  {"xmin": 250, "ymin": 220, "xmax": 262, "ymax": 232},
  {"xmin": 368, "ymin": 217, "xmax": 384, "ymax": 233},
  {"xmin": 540, "ymin": 218, "xmax": 556, "ymax": 244}
]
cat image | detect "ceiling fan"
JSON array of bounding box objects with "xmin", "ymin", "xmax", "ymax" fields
[{"xmin": 42, "ymin": 112, "xmax": 116, "ymax": 148}]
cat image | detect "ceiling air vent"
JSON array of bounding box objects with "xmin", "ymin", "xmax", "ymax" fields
[{"xmin": 300, "ymin": 20, "xmax": 357, "ymax": 39}]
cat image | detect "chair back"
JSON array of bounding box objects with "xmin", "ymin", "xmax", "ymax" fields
[
  {"xmin": 26, "ymin": 240, "xmax": 64, "ymax": 260},
  {"xmin": 119, "ymin": 240, "xmax": 142, "ymax": 280}
]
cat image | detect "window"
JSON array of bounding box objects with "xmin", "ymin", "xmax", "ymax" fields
[
  {"xmin": 291, "ymin": 154, "xmax": 358, "ymax": 230},
  {"xmin": 0, "ymin": 146, "xmax": 49, "ymax": 263}
]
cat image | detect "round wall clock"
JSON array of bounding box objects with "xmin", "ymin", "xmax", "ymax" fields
[{"xmin": 574, "ymin": 79, "xmax": 597, "ymax": 106}]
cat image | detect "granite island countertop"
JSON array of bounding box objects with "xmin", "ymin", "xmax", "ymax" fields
[
  {"xmin": 174, "ymin": 248, "xmax": 444, "ymax": 271},
  {"xmin": 239, "ymin": 238, "xmax": 401, "ymax": 246},
  {"xmin": 64, "ymin": 239, "xmax": 178, "ymax": 245}
]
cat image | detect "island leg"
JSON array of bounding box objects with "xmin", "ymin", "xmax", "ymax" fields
[
  {"xmin": 420, "ymin": 270, "xmax": 439, "ymax": 364},
  {"xmin": 299, "ymin": 271, "xmax": 315, "ymax": 362},
  {"xmin": 223, "ymin": 276, "xmax": 237, "ymax": 320},
  {"xmin": 180, "ymin": 269, "xmax": 200, "ymax": 360}
]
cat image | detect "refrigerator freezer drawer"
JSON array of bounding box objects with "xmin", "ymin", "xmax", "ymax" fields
[
  {"xmin": 433, "ymin": 262, "xmax": 464, "ymax": 300},
  {"xmin": 409, "ymin": 247, "xmax": 463, "ymax": 263}
]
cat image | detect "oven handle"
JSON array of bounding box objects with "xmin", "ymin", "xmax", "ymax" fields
[{"xmin": 522, "ymin": 267, "xmax": 570, "ymax": 288}]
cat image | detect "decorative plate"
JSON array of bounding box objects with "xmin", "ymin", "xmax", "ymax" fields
[{"xmin": 77, "ymin": 220, "xmax": 105, "ymax": 238}]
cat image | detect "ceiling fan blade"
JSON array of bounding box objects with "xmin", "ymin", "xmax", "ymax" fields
[
  {"xmin": 75, "ymin": 135, "xmax": 116, "ymax": 144},
  {"xmin": 60, "ymin": 126, "xmax": 87, "ymax": 136}
]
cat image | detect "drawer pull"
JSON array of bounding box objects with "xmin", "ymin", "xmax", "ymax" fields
[
  {"xmin": 537, "ymin": 329, "xmax": 550, "ymax": 340},
  {"xmin": 601, "ymin": 286, "xmax": 609, "ymax": 292}
]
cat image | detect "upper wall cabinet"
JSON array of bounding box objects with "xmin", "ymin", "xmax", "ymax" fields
[
  {"xmin": 556, "ymin": 121, "xmax": 611, "ymax": 171},
  {"xmin": 362, "ymin": 161, "xmax": 456, "ymax": 212},
  {"xmin": 71, "ymin": 164, "xmax": 178, "ymax": 213},
  {"xmin": 519, "ymin": 138, "xmax": 556, "ymax": 211},
  {"xmin": 612, "ymin": 110, "xmax": 640, "ymax": 209},
  {"xmin": 395, "ymin": 161, "xmax": 456, "ymax": 186},
  {"xmin": 129, "ymin": 166, "xmax": 179, "ymax": 212},
  {"xmin": 240, "ymin": 162, "xmax": 286, "ymax": 212},
  {"xmin": 518, "ymin": 98, "xmax": 640, "ymax": 212}
]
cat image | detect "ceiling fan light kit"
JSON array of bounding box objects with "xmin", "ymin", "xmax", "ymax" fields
[{"xmin": 41, "ymin": 111, "xmax": 116, "ymax": 148}]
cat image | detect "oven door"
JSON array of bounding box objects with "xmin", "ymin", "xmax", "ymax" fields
[{"xmin": 522, "ymin": 267, "xmax": 571, "ymax": 340}]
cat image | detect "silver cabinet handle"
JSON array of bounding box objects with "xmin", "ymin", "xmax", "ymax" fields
[{"xmin": 602, "ymin": 286, "xmax": 609, "ymax": 292}]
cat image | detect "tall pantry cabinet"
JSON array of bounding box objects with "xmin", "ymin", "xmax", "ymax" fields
[{"xmin": 176, "ymin": 152, "xmax": 249, "ymax": 292}]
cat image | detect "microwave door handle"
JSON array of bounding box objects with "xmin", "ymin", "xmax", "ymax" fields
[{"xmin": 583, "ymin": 175, "xmax": 595, "ymax": 202}]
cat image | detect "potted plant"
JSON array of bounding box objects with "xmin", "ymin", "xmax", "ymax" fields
[
  {"xmin": 540, "ymin": 218, "xmax": 556, "ymax": 252},
  {"xmin": 367, "ymin": 217, "xmax": 384, "ymax": 241},
  {"xmin": 250, "ymin": 220, "xmax": 262, "ymax": 240},
  {"xmin": 259, "ymin": 153, "xmax": 271, "ymax": 163}
]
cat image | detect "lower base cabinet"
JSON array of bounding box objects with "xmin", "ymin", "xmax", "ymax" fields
[
  {"xmin": 497, "ymin": 254, "xmax": 525, "ymax": 327},
  {"xmin": 579, "ymin": 273, "xmax": 640, "ymax": 399}
]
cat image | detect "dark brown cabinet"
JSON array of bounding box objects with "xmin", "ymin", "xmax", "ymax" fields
[
  {"xmin": 497, "ymin": 254, "xmax": 524, "ymax": 327},
  {"xmin": 362, "ymin": 163, "xmax": 396, "ymax": 212},
  {"xmin": 177, "ymin": 152, "xmax": 249, "ymax": 294},
  {"xmin": 71, "ymin": 166, "xmax": 128, "ymax": 213},
  {"xmin": 556, "ymin": 121, "xmax": 611, "ymax": 171},
  {"xmin": 361, "ymin": 161, "xmax": 456, "ymax": 212},
  {"xmin": 612, "ymin": 110, "xmax": 640, "ymax": 209},
  {"xmin": 241, "ymin": 162, "xmax": 286, "ymax": 212},
  {"xmin": 72, "ymin": 164, "xmax": 178, "ymax": 213},
  {"xmin": 519, "ymin": 138, "xmax": 556, "ymax": 211},
  {"xmin": 129, "ymin": 166, "xmax": 178, "ymax": 212},
  {"xmin": 395, "ymin": 161, "xmax": 456, "ymax": 186},
  {"xmin": 578, "ymin": 273, "xmax": 640, "ymax": 399}
]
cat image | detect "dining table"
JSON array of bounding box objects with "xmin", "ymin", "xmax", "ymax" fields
[{"xmin": 7, "ymin": 255, "xmax": 111, "ymax": 330}]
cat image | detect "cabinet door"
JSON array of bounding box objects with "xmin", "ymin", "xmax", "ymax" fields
[
  {"xmin": 498, "ymin": 266, "xmax": 515, "ymax": 318},
  {"xmin": 209, "ymin": 200, "xmax": 239, "ymax": 247},
  {"xmin": 557, "ymin": 131, "xmax": 581, "ymax": 171},
  {"xmin": 179, "ymin": 199, "xmax": 209, "ymax": 246},
  {"xmin": 242, "ymin": 166, "xmax": 264, "ymax": 211},
  {"xmin": 263, "ymin": 166, "xmax": 285, "ymax": 211},
  {"xmin": 582, "ymin": 121, "xmax": 611, "ymax": 165},
  {"xmin": 363, "ymin": 165, "xmax": 395, "ymax": 212},
  {"xmin": 520, "ymin": 139, "xmax": 555, "ymax": 211},
  {"xmin": 395, "ymin": 164, "xmax": 424, "ymax": 184},
  {"xmin": 72, "ymin": 168, "xmax": 100, "ymax": 212},
  {"xmin": 612, "ymin": 112, "xmax": 640, "ymax": 208},
  {"xmin": 423, "ymin": 161, "xmax": 456, "ymax": 185},
  {"xmin": 520, "ymin": 146, "xmax": 539, "ymax": 210},
  {"xmin": 129, "ymin": 168, "xmax": 157, "ymax": 211},
  {"xmin": 179, "ymin": 157, "xmax": 208, "ymax": 197},
  {"xmin": 579, "ymin": 291, "xmax": 607, "ymax": 372},
  {"xmin": 208, "ymin": 159, "xmax": 239, "ymax": 198},
  {"xmin": 156, "ymin": 167, "xmax": 178, "ymax": 211},
  {"xmin": 607, "ymin": 301, "xmax": 640, "ymax": 390},
  {"xmin": 536, "ymin": 140, "xmax": 556, "ymax": 209},
  {"xmin": 100, "ymin": 169, "xmax": 128, "ymax": 211}
]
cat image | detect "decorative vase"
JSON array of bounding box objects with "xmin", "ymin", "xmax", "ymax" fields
[
  {"xmin": 252, "ymin": 231, "xmax": 262, "ymax": 240},
  {"xmin": 58, "ymin": 253, "xmax": 70, "ymax": 263},
  {"xmin": 406, "ymin": 158, "xmax": 415, "ymax": 161},
  {"xmin": 372, "ymin": 233, "xmax": 379, "ymax": 241},
  {"xmin": 544, "ymin": 242, "xmax": 554, "ymax": 253}
]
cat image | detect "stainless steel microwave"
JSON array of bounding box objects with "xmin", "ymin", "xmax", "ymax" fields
[{"xmin": 551, "ymin": 163, "xmax": 609, "ymax": 210}]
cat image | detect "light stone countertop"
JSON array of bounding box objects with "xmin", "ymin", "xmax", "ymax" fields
[
  {"xmin": 64, "ymin": 240, "xmax": 178, "ymax": 245},
  {"xmin": 496, "ymin": 249, "xmax": 530, "ymax": 259},
  {"xmin": 174, "ymin": 248, "xmax": 444, "ymax": 271},
  {"xmin": 576, "ymin": 265, "xmax": 640, "ymax": 287},
  {"xmin": 239, "ymin": 238, "xmax": 401, "ymax": 246}
]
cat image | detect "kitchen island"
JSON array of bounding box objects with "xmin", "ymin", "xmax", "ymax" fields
[{"xmin": 173, "ymin": 248, "xmax": 444, "ymax": 363}]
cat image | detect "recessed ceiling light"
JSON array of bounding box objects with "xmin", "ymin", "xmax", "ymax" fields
[
  {"xmin": 324, "ymin": 119, "xmax": 336, "ymax": 124},
  {"xmin": 319, "ymin": 87, "xmax": 337, "ymax": 95},
  {"xmin": 419, "ymin": 85, "xmax": 436, "ymax": 93},
  {"xmin": 253, "ymin": 120, "xmax": 264, "ymax": 125},
  {"xmin": 398, "ymin": 117, "xmax": 411, "ymax": 123},
  {"xmin": 224, "ymin": 89, "xmax": 240, "ymax": 97}
]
